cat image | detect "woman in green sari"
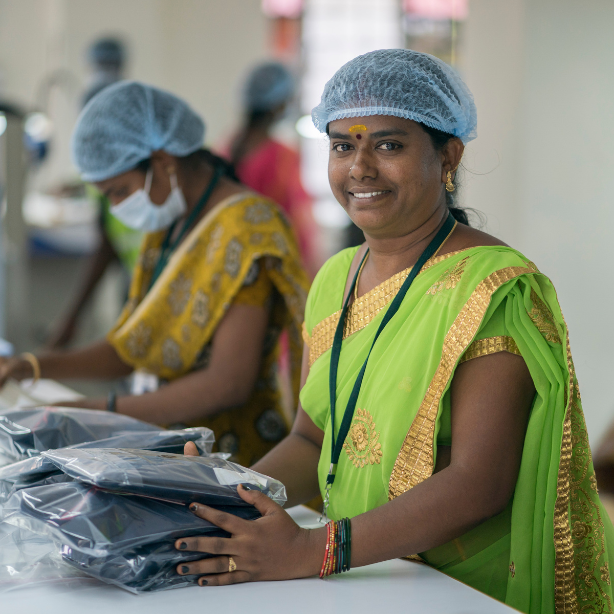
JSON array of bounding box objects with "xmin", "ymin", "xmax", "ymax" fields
[{"xmin": 173, "ymin": 50, "xmax": 614, "ymax": 613}]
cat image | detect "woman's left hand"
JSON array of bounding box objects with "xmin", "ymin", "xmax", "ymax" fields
[{"xmin": 174, "ymin": 484, "xmax": 326, "ymax": 586}]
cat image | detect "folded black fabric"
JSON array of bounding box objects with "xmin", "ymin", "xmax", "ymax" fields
[
  {"xmin": 0, "ymin": 407, "xmax": 160, "ymax": 462},
  {"xmin": 0, "ymin": 428, "xmax": 216, "ymax": 504},
  {"xmin": 43, "ymin": 448, "xmax": 287, "ymax": 507},
  {"xmin": 4, "ymin": 482, "xmax": 260, "ymax": 592}
]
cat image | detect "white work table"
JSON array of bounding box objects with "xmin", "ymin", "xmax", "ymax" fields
[
  {"xmin": 1, "ymin": 382, "xmax": 518, "ymax": 613},
  {"xmin": 2, "ymin": 507, "xmax": 517, "ymax": 614}
]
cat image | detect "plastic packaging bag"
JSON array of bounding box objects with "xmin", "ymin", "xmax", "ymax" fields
[
  {"xmin": 0, "ymin": 407, "xmax": 160, "ymax": 464},
  {"xmin": 0, "ymin": 428, "xmax": 216, "ymax": 505},
  {"xmin": 0, "ymin": 522, "xmax": 91, "ymax": 592},
  {"xmin": 42, "ymin": 447, "xmax": 287, "ymax": 507},
  {"xmin": 3, "ymin": 482, "xmax": 261, "ymax": 593}
]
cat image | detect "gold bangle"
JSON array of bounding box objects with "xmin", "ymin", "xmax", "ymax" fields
[{"xmin": 20, "ymin": 352, "xmax": 41, "ymax": 384}]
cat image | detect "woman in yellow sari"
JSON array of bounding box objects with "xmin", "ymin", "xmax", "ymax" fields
[{"xmin": 0, "ymin": 82, "xmax": 309, "ymax": 466}]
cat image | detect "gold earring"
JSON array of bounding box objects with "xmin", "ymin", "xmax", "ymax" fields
[{"xmin": 445, "ymin": 170, "xmax": 455, "ymax": 193}]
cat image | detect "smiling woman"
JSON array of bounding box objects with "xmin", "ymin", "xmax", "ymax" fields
[{"xmin": 175, "ymin": 49, "xmax": 614, "ymax": 614}]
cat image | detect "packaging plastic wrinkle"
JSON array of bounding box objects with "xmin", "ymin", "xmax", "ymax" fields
[
  {"xmin": 0, "ymin": 448, "xmax": 287, "ymax": 593},
  {"xmin": 42, "ymin": 447, "xmax": 287, "ymax": 506},
  {"xmin": 0, "ymin": 428, "xmax": 216, "ymax": 504},
  {"xmin": 0, "ymin": 407, "xmax": 162, "ymax": 464},
  {"xmin": 2, "ymin": 482, "xmax": 261, "ymax": 593}
]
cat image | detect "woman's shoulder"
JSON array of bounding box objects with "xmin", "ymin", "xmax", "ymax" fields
[{"xmin": 440, "ymin": 224, "xmax": 536, "ymax": 273}]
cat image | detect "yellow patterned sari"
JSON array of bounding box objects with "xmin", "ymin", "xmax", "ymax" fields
[{"xmin": 108, "ymin": 192, "xmax": 309, "ymax": 465}]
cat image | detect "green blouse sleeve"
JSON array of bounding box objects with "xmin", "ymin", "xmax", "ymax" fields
[{"xmin": 437, "ymin": 295, "xmax": 523, "ymax": 446}]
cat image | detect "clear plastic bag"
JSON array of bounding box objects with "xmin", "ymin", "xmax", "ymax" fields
[
  {"xmin": 2, "ymin": 482, "xmax": 261, "ymax": 593},
  {"xmin": 42, "ymin": 447, "xmax": 287, "ymax": 507},
  {"xmin": 0, "ymin": 522, "xmax": 91, "ymax": 592},
  {"xmin": 0, "ymin": 407, "xmax": 160, "ymax": 464},
  {"xmin": 0, "ymin": 427, "xmax": 216, "ymax": 505}
]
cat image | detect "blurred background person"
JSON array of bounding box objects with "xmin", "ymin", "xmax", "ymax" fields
[
  {"xmin": 223, "ymin": 62, "xmax": 318, "ymax": 276},
  {"xmin": 45, "ymin": 37, "xmax": 143, "ymax": 349},
  {"xmin": 0, "ymin": 82, "xmax": 310, "ymax": 466}
]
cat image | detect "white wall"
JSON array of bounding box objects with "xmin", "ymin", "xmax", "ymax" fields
[
  {"xmin": 0, "ymin": 0, "xmax": 268, "ymax": 186},
  {"xmin": 463, "ymin": 0, "xmax": 614, "ymax": 444}
]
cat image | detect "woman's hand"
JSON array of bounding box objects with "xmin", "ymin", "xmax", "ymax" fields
[
  {"xmin": 0, "ymin": 356, "xmax": 35, "ymax": 387},
  {"xmin": 174, "ymin": 484, "xmax": 326, "ymax": 586}
]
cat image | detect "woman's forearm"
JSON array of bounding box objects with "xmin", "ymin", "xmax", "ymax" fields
[
  {"xmin": 349, "ymin": 463, "xmax": 508, "ymax": 568},
  {"xmin": 251, "ymin": 433, "xmax": 322, "ymax": 507},
  {"xmin": 38, "ymin": 340, "xmax": 132, "ymax": 380},
  {"xmin": 113, "ymin": 363, "xmax": 258, "ymax": 425}
]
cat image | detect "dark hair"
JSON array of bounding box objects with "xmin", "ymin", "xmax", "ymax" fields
[
  {"xmin": 230, "ymin": 109, "xmax": 277, "ymax": 167},
  {"xmin": 418, "ymin": 124, "xmax": 469, "ymax": 226},
  {"xmin": 135, "ymin": 148, "xmax": 239, "ymax": 182}
]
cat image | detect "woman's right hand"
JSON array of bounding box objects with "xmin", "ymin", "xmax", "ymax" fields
[{"xmin": 0, "ymin": 357, "xmax": 35, "ymax": 388}]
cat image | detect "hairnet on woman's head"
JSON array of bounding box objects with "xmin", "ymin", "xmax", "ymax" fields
[
  {"xmin": 311, "ymin": 49, "xmax": 477, "ymax": 143},
  {"xmin": 72, "ymin": 81, "xmax": 205, "ymax": 182},
  {"xmin": 244, "ymin": 62, "xmax": 295, "ymax": 112}
]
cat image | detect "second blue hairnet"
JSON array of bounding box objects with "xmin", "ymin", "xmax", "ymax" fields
[
  {"xmin": 72, "ymin": 81, "xmax": 205, "ymax": 182},
  {"xmin": 243, "ymin": 62, "xmax": 294, "ymax": 112}
]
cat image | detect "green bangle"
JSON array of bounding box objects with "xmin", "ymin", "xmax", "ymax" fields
[{"xmin": 336, "ymin": 520, "xmax": 345, "ymax": 573}]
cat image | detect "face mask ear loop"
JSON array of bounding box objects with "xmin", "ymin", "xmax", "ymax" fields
[
  {"xmin": 144, "ymin": 167, "xmax": 154, "ymax": 194},
  {"xmin": 169, "ymin": 172, "xmax": 179, "ymax": 191}
]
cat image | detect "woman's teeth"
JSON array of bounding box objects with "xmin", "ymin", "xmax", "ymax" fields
[{"xmin": 353, "ymin": 191, "xmax": 386, "ymax": 199}]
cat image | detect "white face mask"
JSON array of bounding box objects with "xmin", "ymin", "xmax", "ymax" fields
[{"xmin": 110, "ymin": 168, "xmax": 187, "ymax": 232}]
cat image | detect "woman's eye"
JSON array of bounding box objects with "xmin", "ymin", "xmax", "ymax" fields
[
  {"xmin": 377, "ymin": 142, "xmax": 401, "ymax": 151},
  {"xmin": 332, "ymin": 143, "xmax": 352, "ymax": 152}
]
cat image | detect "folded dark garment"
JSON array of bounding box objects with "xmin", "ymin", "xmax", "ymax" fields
[
  {"xmin": 43, "ymin": 448, "xmax": 287, "ymax": 507},
  {"xmin": 0, "ymin": 407, "xmax": 160, "ymax": 462},
  {"xmin": 59, "ymin": 540, "xmax": 205, "ymax": 592},
  {"xmin": 4, "ymin": 482, "xmax": 260, "ymax": 592},
  {"xmin": 0, "ymin": 428, "xmax": 216, "ymax": 505}
]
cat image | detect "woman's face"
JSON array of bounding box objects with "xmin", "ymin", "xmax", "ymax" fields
[
  {"xmin": 94, "ymin": 152, "xmax": 177, "ymax": 206},
  {"xmin": 327, "ymin": 116, "xmax": 460, "ymax": 239}
]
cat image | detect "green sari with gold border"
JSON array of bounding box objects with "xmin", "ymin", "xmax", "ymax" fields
[{"xmin": 300, "ymin": 245, "xmax": 614, "ymax": 614}]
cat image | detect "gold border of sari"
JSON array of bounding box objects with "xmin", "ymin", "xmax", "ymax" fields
[
  {"xmin": 554, "ymin": 330, "xmax": 578, "ymax": 613},
  {"xmin": 387, "ymin": 265, "xmax": 534, "ymax": 499},
  {"xmin": 305, "ymin": 248, "xmax": 475, "ymax": 367}
]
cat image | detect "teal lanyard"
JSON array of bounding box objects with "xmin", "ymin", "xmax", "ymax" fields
[
  {"xmin": 322, "ymin": 212, "xmax": 456, "ymax": 519},
  {"xmin": 148, "ymin": 166, "xmax": 223, "ymax": 291}
]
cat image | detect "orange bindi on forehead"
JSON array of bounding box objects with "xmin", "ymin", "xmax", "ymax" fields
[{"xmin": 349, "ymin": 124, "xmax": 367, "ymax": 139}]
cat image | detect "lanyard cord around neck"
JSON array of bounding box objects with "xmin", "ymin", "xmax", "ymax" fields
[
  {"xmin": 322, "ymin": 212, "xmax": 456, "ymax": 520},
  {"xmin": 148, "ymin": 166, "xmax": 223, "ymax": 291}
]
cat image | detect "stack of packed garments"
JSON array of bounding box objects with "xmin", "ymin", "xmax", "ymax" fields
[
  {"xmin": 0, "ymin": 406, "xmax": 166, "ymax": 465},
  {"xmin": 0, "ymin": 447, "xmax": 285, "ymax": 592},
  {"xmin": 0, "ymin": 427, "xmax": 216, "ymax": 504}
]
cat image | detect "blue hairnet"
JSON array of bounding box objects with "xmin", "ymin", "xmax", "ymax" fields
[
  {"xmin": 311, "ymin": 49, "xmax": 477, "ymax": 143},
  {"xmin": 72, "ymin": 81, "xmax": 205, "ymax": 182},
  {"xmin": 244, "ymin": 62, "xmax": 295, "ymax": 112}
]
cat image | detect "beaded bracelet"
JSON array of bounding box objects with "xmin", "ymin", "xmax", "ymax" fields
[{"xmin": 319, "ymin": 517, "xmax": 352, "ymax": 578}]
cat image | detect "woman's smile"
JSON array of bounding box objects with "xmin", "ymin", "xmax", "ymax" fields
[{"xmin": 348, "ymin": 189, "xmax": 392, "ymax": 203}]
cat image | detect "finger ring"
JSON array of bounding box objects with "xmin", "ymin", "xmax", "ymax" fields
[{"xmin": 228, "ymin": 557, "xmax": 237, "ymax": 573}]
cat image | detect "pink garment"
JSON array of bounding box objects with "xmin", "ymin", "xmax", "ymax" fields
[{"xmin": 233, "ymin": 138, "xmax": 316, "ymax": 270}]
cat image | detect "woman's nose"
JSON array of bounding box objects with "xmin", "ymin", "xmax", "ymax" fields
[{"xmin": 349, "ymin": 150, "xmax": 377, "ymax": 181}]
